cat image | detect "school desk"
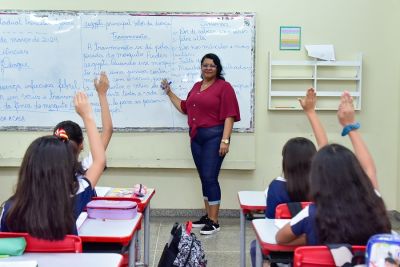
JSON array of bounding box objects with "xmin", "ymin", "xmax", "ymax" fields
[
  {"xmin": 238, "ymin": 191, "xmax": 266, "ymax": 267},
  {"xmin": 0, "ymin": 253, "xmax": 123, "ymax": 267},
  {"xmin": 252, "ymin": 218, "xmax": 297, "ymax": 267},
  {"xmin": 78, "ymin": 212, "xmax": 143, "ymax": 267},
  {"xmin": 94, "ymin": 187, "xmax": 155, "ymax": 266},
  {"xmin": 237, "ymin": 191, "xmax": 267, "ymax": 267}
]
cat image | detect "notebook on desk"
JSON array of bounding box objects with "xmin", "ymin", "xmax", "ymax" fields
[
  {"xmin": 274, "ymin": 219, "xmax": 291, "ymax": 229},
  {"xmin": 94, "ymin": 187, "xmax": 146, "ymax": 200},
  {"xmin": 94, "ymin": 187, "xmax": 112, "ymax": 197},
  {"xmin": 106, "ymin": 188, "xmax": 135, "ymax": 198}
]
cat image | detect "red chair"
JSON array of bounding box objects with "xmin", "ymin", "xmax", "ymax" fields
[
  {"xmin": 293, "ymin": 245, "xmax": 366, "ymax": 267},
  {"xmin": 275, "ymin": 202, "xmax": 312, "ymax": 219},
  {"xmin": 0, "ymin": 232, "xmax": 82, "ymax": 253}
]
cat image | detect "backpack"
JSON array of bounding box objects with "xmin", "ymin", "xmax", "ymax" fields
[
  {"xmin": 158, "ymin": 221, "xmax": 207, "ymax": 267},
  {"xmin": 366, "ymin": 233, "xmax": 400, "ymax": 266}
]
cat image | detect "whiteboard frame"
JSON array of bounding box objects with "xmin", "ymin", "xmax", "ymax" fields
[{"xmin": 0, "ymin": 10, "xmax": 256, "ymax": 132}]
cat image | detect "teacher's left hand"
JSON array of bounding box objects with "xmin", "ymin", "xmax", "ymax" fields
[{"xmin": 219, "ymin": 143, "xmax": 229, "ymax": 157}]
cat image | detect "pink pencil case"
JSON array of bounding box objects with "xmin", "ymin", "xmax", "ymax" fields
[{"xmin": 86, "ymin": 200, "xmax": 137, "ymax": 220}]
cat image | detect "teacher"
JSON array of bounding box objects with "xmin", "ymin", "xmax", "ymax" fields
[{"xmin": 161, "ymin": 53, "xmax": 240, "ymax": 235}]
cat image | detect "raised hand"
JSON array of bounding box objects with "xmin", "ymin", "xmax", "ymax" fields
[
  {"xmin": 298, "ymin": 87, "xmax": 316, "ymax": 113},
  {"xmin": 74, "ymin": 91, "xmax": 93, "ymax": 120},
  {"xmin": 337, "ymin": 91, "xmax": 355, "ymax": 126},
  {"xmin": 94, "ymin": 71, "xmax": 110, "ymax": 95}
]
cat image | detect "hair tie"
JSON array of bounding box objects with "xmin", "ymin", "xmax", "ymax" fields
[{"xmin": 54, "ymin": 128, "xmax": 69, "ymax": 142}]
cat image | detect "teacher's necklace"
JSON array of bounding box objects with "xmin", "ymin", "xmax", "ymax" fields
[{"xmin": 200, "ymin": 80, "xmax": 214, "ymax": 91}]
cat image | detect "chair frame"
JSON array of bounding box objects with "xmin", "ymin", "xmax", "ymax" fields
[
  {"xmin": 293, "ymin": 245, "xmax": 366, "ymax": 267},
  {"xmin": 275, "ymin": 202, "xmax": 312, "ymax": 219},
  {"xmin": 0, "ymin": 232, "xmax": 82, "ymax": 253}
]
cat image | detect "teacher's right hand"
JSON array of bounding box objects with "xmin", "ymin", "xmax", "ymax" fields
[{"xmin": 160, "ymin": 78, "xmax": 171, "ymax": 95}]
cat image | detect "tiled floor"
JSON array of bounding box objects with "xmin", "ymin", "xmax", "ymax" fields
[
  {"xmin": 145, "ymin": 212, "xmax": 400, "ymax": 267},
  {"xmin": 146, "ymin": 216, "xmax": 256, "ymax": 267}
]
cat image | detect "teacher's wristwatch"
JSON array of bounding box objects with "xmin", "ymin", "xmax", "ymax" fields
[{"xmin": 221, "ymin": 138, "xmax": 230, "ymax": 144}]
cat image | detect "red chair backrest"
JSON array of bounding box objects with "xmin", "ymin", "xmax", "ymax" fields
[
  {"xmin": 0, "ymin": 232, "xmax": 82, "ymax": 253},
  {"xmin": 293, "ymin": 245, "xmax": 366, "ymax": 267},
  {"xmin": 275, "ymin": 202, "xmax": 312, "ymax": 219}
]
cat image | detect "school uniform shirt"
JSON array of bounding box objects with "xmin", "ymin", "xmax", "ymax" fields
[
  {"xmin": 80, "ymin": 153, "xmax": 98, "ymax": 198},
  {"xmin": 81, "ymin": 153, "xmax": 93, "ymax": 171},
  {"xmin": 180, "ymin": 79, "xmax": 240, "ymax": 139},
  {"xmin": 0, "ymin": 200, "xmax": 12, "ymax": 232},
  {"xmin": 74, "ymin": 175, "xmax": 96, "ymax": 219},
  {"xmin": 265, "ymin": 176, "xmax": 291, "ymax": 219},
  {"xmin": 290, "ymin": 204, "xmax": 318, "ymax": 245}
]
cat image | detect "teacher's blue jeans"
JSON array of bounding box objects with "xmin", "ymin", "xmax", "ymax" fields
[{"xmin": 191, "ymin": 125, "xmax": 224, "ymax": 205}]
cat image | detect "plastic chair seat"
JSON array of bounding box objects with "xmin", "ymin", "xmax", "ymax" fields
[
  {"xmin": 293, "ymin": 245, "xmax": 366, "ymax": 267},
  {"xmin": 0, "ymin": 232, "xmax": 82, "ymax": 253}
]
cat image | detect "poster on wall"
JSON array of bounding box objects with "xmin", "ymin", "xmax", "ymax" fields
[{"xmin": 280, "ymin": 26, "xmax": 301, "ymax": 50}]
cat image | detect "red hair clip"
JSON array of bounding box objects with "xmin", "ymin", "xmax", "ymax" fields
[{"xmin": 54, "ymin": 128, "xmax": 69, "ymax": 142}]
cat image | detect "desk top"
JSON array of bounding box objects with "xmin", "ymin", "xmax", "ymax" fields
[
  {"xmin": 237, "ymin": 191, "xmax": 267, "ymax": 211},
  {"xmin": 78, "ymin": 212, "xmax": 142, "ymax": 244},
  {"xmin": 252, "ymin": 218, "xmax": 296, "ymax": 253},
  {"xmin": 0, "ymin": 253, "xmax": 122, "ymax": 267},
  {"xmin": 94, "ymin": 187, "xmax": 155, "ymax": 212}
]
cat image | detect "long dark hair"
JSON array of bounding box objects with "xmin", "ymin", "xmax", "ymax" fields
[
  {"xmin": 201, "ymin": 53, "xmax": 225, "ymax": 80},
  {"xmin": 6, "ymin": 136, "xmax": 78, "ymax": 240},
  {"xmin": 310, "ymin": 144, "xmax": 391, "ymax": 244},
  {"xmin": 282, "ymin": 137, "xmax": 316, "ymax": 201}
]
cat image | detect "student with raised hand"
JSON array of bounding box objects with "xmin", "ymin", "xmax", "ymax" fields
[
  {"xmin": 54, "ymin": 71, "xmax": 113, "ymax": 171},
  {"xmin": 0, "ymin": 92, "xmax": 105, "ymax": 240},
  {"xmin": 275, "ymin": 91, "xmax": 391, "ymax": 246},
  {"xmin": 250, "ymin": 88, "xmax": 326, "ymax": 267},
  {"xmin": 53, "ymin": 72, "xmax": 112, "ymax": 217},
  {"xmin": 265, "ymin": 88, "xmax": 328, "ymax": 219}
]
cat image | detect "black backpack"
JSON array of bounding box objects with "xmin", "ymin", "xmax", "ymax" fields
[{"xmin": 158, "ymin": 221, "xmax": 207, "ymax": 267}]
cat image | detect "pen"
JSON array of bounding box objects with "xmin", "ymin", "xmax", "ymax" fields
[{"xmin": 160, "ymin": 80, "xmax": 172, "ymax": 89}]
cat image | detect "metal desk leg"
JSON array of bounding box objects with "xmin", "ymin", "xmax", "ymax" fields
[
  {"xmin": 129, "ymin": 231, "xmax": 137, "ymax": 267},
  {"xmin": 144, "ymin": 204, "xmax": 150, "ymax": 266},
  {"xmin": 136, "ymin": 230, "xmax": 141, "ymax": 263},
  {"xmin": 240, "ymin": 209, "xmax": 246, "ymax": 267},
  {"xmin": 255, "ymin": 239, "xmax": 261, "ymax": 267}
]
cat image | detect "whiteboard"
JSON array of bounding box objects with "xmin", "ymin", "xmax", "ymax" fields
[{"xmin": 0, "ymin": 11, "xmax": 255, "ymax": 131}]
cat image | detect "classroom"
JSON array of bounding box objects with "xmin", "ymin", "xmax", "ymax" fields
[{"xmin": 0, "ymin": 0, "xmax": 399, "ymax": 266}]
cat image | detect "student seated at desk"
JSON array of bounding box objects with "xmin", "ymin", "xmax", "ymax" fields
[
  {"xmin": 53, "ymin": 72, "xmax": 113, "ymax": 218},
  {"xmin": 250, "ymin": 88, "xmax": 327, "ymax": 267},
  {"xmin": 0, "ymin": 92, "xmax": 105, "ymax": 240},
  {"xmin": 266, "ymin": 90, "xmax": 329, "ymax": 219},
  {"xmin": 275, "ymin": 91, "xmax": 391, "ymax": 246}
]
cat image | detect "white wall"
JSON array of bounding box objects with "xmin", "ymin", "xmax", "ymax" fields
[{"xmin": 0, "ymin": 0, "xmax": 399, "ymax": 210}]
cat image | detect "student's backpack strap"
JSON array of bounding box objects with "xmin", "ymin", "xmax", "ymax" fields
[
  {"xmin": 326, "ymin": 244, "xmax": 365, "ymax": 267},
  {"xmin": 287, "ymin": 202, "xmax": 303, "ymax": 217}
]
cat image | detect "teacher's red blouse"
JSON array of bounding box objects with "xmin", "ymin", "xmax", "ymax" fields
[{"xmin": 180, "ymin": 79, "xmax": 240, "ymax": 139}]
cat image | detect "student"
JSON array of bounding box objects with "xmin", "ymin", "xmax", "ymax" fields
[
  {"xmin": 267, "ymin": 88, "xmax": 328, "ymax": 218},
  {"xmin": 0, "ymin": 92, "xmax": 105, "ymax": 240},
  {"xmin": 250, "ymin": 88, "xmax": 327, "ymax": 267},
  {"xmin": 275, "ymin": 91, "xmax": 391, "ymax": 246},
  {"xmin": 53, "ymin": 71, "xmax": 112, "ymax": 217},
  {"xmin": 54, "ymin": 71, "xmax": 112, "ymax": 170}
]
